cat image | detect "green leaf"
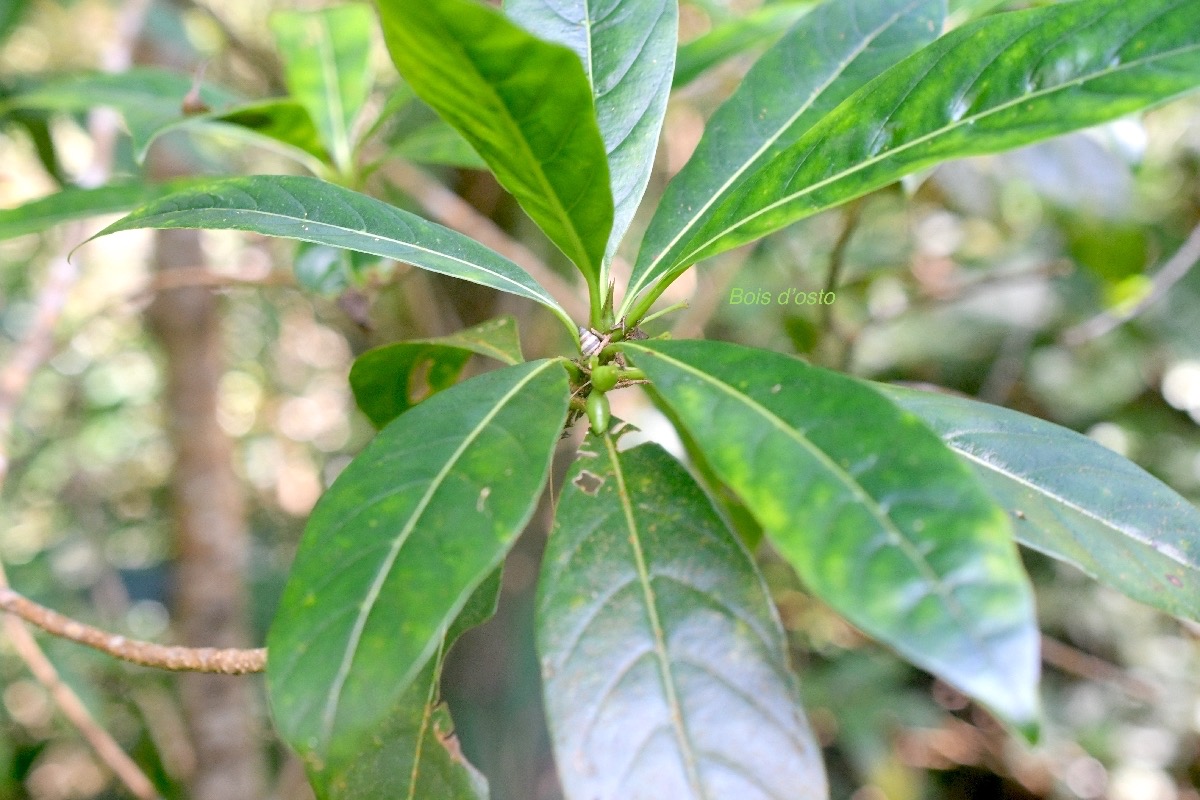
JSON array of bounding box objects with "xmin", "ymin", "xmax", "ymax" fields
[
  {"xmin": 625, "ymin": 0, "xmax": 945, "ymax": 316},
  {"xmin": 314, "ymin": 572, "xmax": 500, "ymax": 800},
  {"xmin": 0, "ymin": 0, "xmax": 29, "ymax": 47},
  {"xmin": 182, "ymin": 99, "xmax": 330, "ymax": 165},
  {"xmin": 668, "ymin": 0, "xmax": 1200, "ymax": 276},
  {"xmin": 506, "ymin": 0, "xmax": 677, "ymax": 265},
  {"xmin": 880, "ymin": 384, "xmax": 1200, "ymax": 623},
  {"xmin": 87, "ymin": 175, "xmax": 574, "ymax": 330},
  {"xmin": 267, "ymin": 359, "xmax": 569, "ymax": 759},
  {"xmin": 270, "ymin": 5, "xmax": 375, "ymax": 173},
  {"xmin": 292, "ymin": 242, "xmax": 389, "ymax": 295},
  {"xmin": 350, "ymin": 315, "xmax": 524, "ymax": 427},
  {"xmin": 673, "ymin": 3, "xmax": 812, "ymax": 89},
  {"xmin": 0, "ymin": 180, "xmax": 199, "ymax": 240},
  {"xmin": 623, "ymin": 340, "xmax": 1040, "ymax": 732},
  {"xmin": 0, "ymin": 68, "xmax": 241, "ymax": 160},
  {"xmin": 540, "ymin": 436, "xmax": 826, "ymax": 800},
  {"xmin": 391, "ymin": 121, "xmax": 487, "ymax": 170},
  {"xmin": 373, "ymin": 0, "xmax": 614, "ymax": 308}
]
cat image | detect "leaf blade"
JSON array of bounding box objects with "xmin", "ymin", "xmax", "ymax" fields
[
  {"xmin": 623, "ymin": 340, "xmax": 1041, "ymax": 731},
  {"xmin": 0, "ymin": 179, "xmax": 199, "ymax": 240},
  {"xmin": 87, "ymin": 175, "xmax": 573, "ymax": 327},
  {"xmin": 880, "ymin": 384, "xmax": 1200, "ymax": 623},
  {"xmin": 506, "ymin": 0, "xmax": 678, "ymax": 264},
  {"xmin": 374, "ymin": 0, "xmax": 613, "ymax": 290},
  {"xmin": 540, "ymin": 436, "xmax": 826, "ymax": 800},
  {"xmin": 674, "ymin": 0, "xmax": 1200, "ymax": 272},
  {"xmin": 625, "ymin": 0, "xmax": 945, "ymax": 312},
  {"xmin": 267, "ymin": 359, "xmax": 569, "ymax": 758}
]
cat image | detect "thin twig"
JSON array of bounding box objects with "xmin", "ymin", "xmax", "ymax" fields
[
  {"xmin": 0, "ymin": 589, "xmax": 266, "ymax": 674},
  {"xmin": 382, "ymin": 161, "xmax": 590, "ymax": 322},
  {"xmin": 821, "ymin": 198, "xmax": 865, "ymax": 331},
  {"xmin": 1040, "ymin": 633, "xmax": 1157, "ymax": 702},
  {"xmin": 1061, "ymin": 220, "xmax": 1200, "ymax": 346}
]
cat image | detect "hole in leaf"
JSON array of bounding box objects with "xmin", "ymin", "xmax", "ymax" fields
[{"xmin": 573, "ymin": 470, "xmax": 603, "ymax": 496}]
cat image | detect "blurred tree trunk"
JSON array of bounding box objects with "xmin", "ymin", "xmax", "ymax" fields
[{"xmin": 146, "ymin": 220, "xmax": 267, "ymax": 800}]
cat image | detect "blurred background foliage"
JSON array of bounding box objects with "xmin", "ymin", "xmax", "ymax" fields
[{"xmin": 0, "ymin": 0, "xmax": 1198, "ymax": 798}]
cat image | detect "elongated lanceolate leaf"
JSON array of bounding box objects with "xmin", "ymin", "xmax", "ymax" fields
[
  {"xmin": 87, "ymin": 175, "xmax": 574, "ymax": 329},
  {"xmin": 540, "ymin": 436, "xmax": 826, "ymax": 800},
  {"xmin": 351, "ymin": 315, "xmax": 524, "ymax": 428},
  {"xmin": 670, "ymin": 0, "xmax": 1200, "ymax": 274},
  {"xmin": 624, "ymin": 0, "xmax": 944, "ymax": 314},
  {"xmin": 623, "ymin": 340, "xmax": 1040, "ymax": 732},
  {"xmin": 880, "ymin": 384, "xmax": 1200, "ymax": 623},
  {"xmin": 271, "ymin": 6, "xmax": 375, "ymax": 172},
  {"xmin": 314, "ymin": 572, "xmax": 501, "ymax": 800},
  {"xmin": 374, "ymin": 0, "xmax": 613, "ymax": 292},
  {"xmin": 506, "ymin": 0, "xmax": 677, "ymax": 265},
  {"xmin": 0, "ymin": 68, "xmax": 241, "ymax": 159},
  {"xmin": 0, "ymin": 180, "xmax": 200, "ymax": 241},
  {"xmin": 267, "ymin": 360, "xmax": 569, "ymax": 758}
]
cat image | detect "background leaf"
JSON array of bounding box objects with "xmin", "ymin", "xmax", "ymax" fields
[
  {"xmin": 155, "ymin": 99, "xmax": 332, "ymax": 171},
  {"xmin": 881, "ymin": 384, "xmax": 1200, "ymax": 623},
  {"xmin": 0, "ymin": 68, "xmax": 241, "ymax": 160},
  {"xmin": 672, "ymin": 3, "xmax": 812, "ymax": 89},
  {"xmin": 373, "ymin": 0, "xmax": 613, "ymax": 302},
  {"xmin": 625, "ymin": 0, "xmax": 945, "ymax": 316},
  {"xmin": 506, "ymin": 0, "xmax": 677, "ymax": 265},
  {"xmin": 350, "ymin": 315, "xmax": 524, "ymax": 428},
  {"xmin": 624, "ymin": 340, "xmax": 1040, "ymax": 732},
  {"xmin": 267, "ymin": 359, "xmax": 569, "ymax": 759},
  {"xmin": 540, "ymin": 435, "xmax": 826, "ymax": 800},
  {"xmin": 672, "ymin": 0, "xmax": 1200, "ymax": 274},
  {"xmin": 88, "ymin": 175, "xmax": 574, "ymax": 330},
  {"xmin": 270, "ymin": 5, "xmax": 375, "ymax": 172}
]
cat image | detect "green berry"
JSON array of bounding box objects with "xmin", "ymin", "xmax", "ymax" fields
[
  {"xmin": 586, "ymin": 391, "xmax": 611, "ymax": 435},
  {"xmin": 590, "ymin": 364, "xmax": 619, "ymax": 393}
]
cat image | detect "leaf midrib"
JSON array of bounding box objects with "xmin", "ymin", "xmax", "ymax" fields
[
  {"xmin": 319, "ymin": 360, "xmax": 559, "ymax": 746},
  {"xmin": 682, "ymin": 14, "xmax": 1200, "ymax": 267},
  {"xmin": 601, "ymin": 434, "xmax": 706, "ymax": 798},
  {"xmin": 627, "ymin": 0, "xmax": 932, "ymax": 302}
]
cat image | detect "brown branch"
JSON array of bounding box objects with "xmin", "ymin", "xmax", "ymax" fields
[
  {"xmin": 382, "ymin": 161, "xmax": 590, "ymax": 322},
  {"xmin": 0, "ymin": 589, "xmax": 266, "ymax": 674},
  {"xmin": 1040, "ymin": 633, "xmax": 1157, "ymax": 702},
  {"xmin": 821, "ymin": 198, "xmax": 865, "ymax": 331}
]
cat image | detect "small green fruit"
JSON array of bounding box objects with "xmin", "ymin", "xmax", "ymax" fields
[
  {"xmin": 586, "ymin": 391, "xmax": 611, "ymax": 435},
  {"xmin": 590, "ymin": 364, "xmax": 619, "ymax": 393}
]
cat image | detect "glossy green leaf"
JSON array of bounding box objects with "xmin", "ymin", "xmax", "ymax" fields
[
  {"xmin": 540, "ymin": 435, "xmax": 826, "ymax": 800},
  {"xmin": 373, "ymin": 0, "xmax": 614, "ymax": 303},
  {"xmin": 673, "ymin": 3, "xmax": 812, "ymax": 89},
  {"xmin": 668, "ymin": 0, "xmax": 1200, "ymax": 277},
  {"xmin": 271, "ymin": 5, "xmax": 375, "ymax": 172},
  {"xmin": 506, "ymin": 0, "xmax": 677, "ymax": 265},
  {"xmin": 267, "ymin": 359, "xmax": 569, "ymax": 759},
  {"xmin": 623, "ymin": 340, "xmax": 1040, "ymax": 731},
  {"xmin": 314, "ymin": 571, "xmax": 500, "ymax": 800},
  {"xmin": 625, "ymin": 0, "xmax": 944, "ymax": 316},
  {"xmin": 0, "ymin": 180, "xmax": 199, "ymax": 240},
  {"xmin": 0, "ymin": 68, "xmax": 241, "ymax": 160},
  {"xmin": 87, "ymin": 175, "xmax": 574, "ymax": 330},
  {"xmin": 880, "ymin": 384, "xmax": 1200, "ymax": 623},
  {"xmin": 350, "ymin": 315, "xmax": 524, "ymax": 427}
]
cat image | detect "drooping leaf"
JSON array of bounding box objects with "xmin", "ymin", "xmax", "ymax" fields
[
  {"xmin": 665, "ymin": 0, "xmax": 1200, "ymax": 279},
  {"xmin": 391, "ymin": 121, "xmax": 487, "ymax": 170},
  {"xmin": 625, "ymin": 0, "xmax": 945, "ymax": 315},
  {"xmin": 314, "ymin": 571, "xmax": 501, "ymax": 800},
  {"xmin": 86, "ymin": 175, "xmax": 574, "ymax": 331},
  {"xmin": 350, "ymin": 315, "xmax": 524, "ymax": 427},
  {"xmin": 540, "ymin": 435, "xmax": 826, "ymax": 800},
  {"xmin": 673, "ymin": 3, "xmax": 812, "ymax": 89},
  {"xmin": 506, "ymin": 0, "xmax": 677, "ymax": 264},
  {"xmin": 1, "ymin": 110, "xmax": 66, "ymax": 185},
  {"xmin": 270, "ymin": 5, "xmax": 375, "ymax": 172},
  {"xmin": 0, "ymin": 68, "xmax": 241, "ymax": 160},
  {"xmin": 0, "ymin": 179, "xmax": 200, "ymax": 240},
  {"xmin": 267, "ymin": 359, "xmax": 569, "ymax": 759},
  {"xmin": 880, "ymin": 384, "xmax": 1200, "ymax": 623},
  {"xmin": 623, "ymin": 340, "xmax": 1040, "ymax": 733},
  {"xmin": 373, "ymin": 0, "xmax": 613, "ymax": 300}
]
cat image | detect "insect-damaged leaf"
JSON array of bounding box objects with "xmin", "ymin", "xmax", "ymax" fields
[
  {"xmin": 539, "ymin": 435, "xmax": 826, "ymax": 800},
  {"xmin": 267, "ymin": 360, "xmax": 568, "ymax": 761}
]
